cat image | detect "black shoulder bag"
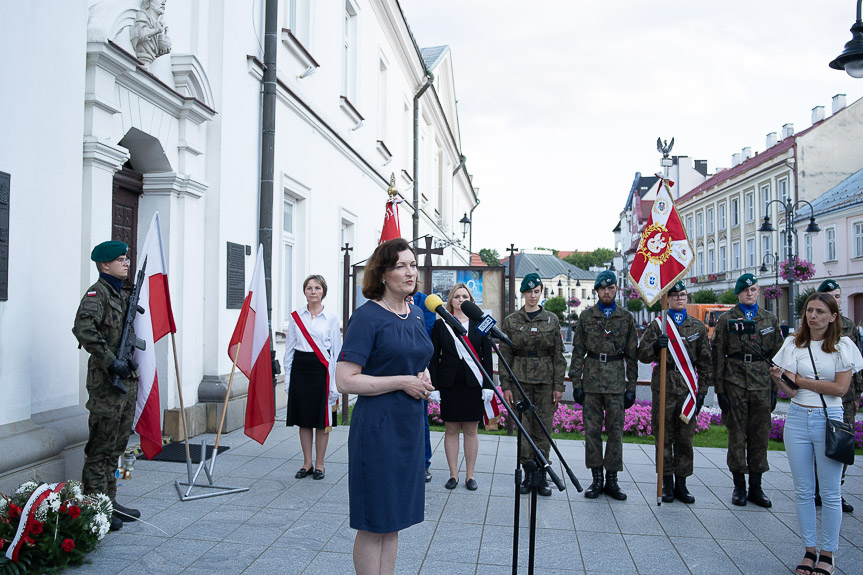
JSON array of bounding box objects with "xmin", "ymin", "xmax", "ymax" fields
[{"xmin": 809, "ymin": 346, "xmax": 855, "ymax": 466}]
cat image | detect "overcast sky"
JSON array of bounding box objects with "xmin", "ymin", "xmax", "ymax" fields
[{"xmin": 399, "ymin": 0, "xmax": 863, "ymax": 257}]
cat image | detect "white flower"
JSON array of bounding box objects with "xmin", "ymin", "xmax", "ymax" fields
[
  {"xmin": 71, "ymin": 484, "xmax": 83, "ymax": 501},
  {"xmin": 46, "ymin": 492, "xmax": 61, "ymax": 512},
  {"xmin": 92, "ymin": 512, "xmax": 110, "ymax": 540},
  {"xmin": 0, "ymin": 498, "xmax": 7, "ymax": 513},
  {"xmin": 15, "ymin": 481, "xmax": 38, "ymax": 495},
  {"xmin": 35, "ymin": 501, "xmax": 48, "ymax": 522}
]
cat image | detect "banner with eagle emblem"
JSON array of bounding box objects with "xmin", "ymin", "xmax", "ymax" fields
[{"xmin": 628, "ymin": 175, "xmax": 693, "ymax": 305}]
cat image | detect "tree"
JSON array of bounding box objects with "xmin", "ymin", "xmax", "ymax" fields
[
  {"xmin": 626, "ymin": 299, "xmax": 644, "ymax": 312},
  {"xmin": 534, "ymin": 247, "xmax": 559, "ymax": 257},
  {"xmin": 544, "ymin": 296, "xmax": 566, "ymax": 320},
  {"xmin": 691, "ymin": 288, "xmax": 718, "ymax": 304},
  {"xmin": 478, "ymin": 248, "xmax": 500, "ymax": 266},
  {"xmin": 718, "ymin": 288, "xmax": 738, "ymax": 304},
  {"xmin": 563, "ymin": 247, "xmax": 616, "ymax": 270}
]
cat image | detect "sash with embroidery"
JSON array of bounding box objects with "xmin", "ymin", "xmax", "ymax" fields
[
  {"xmin": 655, "ymin": 316, "xmax": 699, "ymax": 423},
  {"xmin": 291, "ymin": 310, "xmax": 334, "ymax": 432},
  {"xmin": 443, "ymin": 322, "xmax": 499, "ymax": 426}
]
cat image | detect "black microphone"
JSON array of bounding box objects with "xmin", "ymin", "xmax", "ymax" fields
[
  {"xmin": 460, "ymin": 301, "xmax": 513, "ymax": 347},
  {"xmin": 424, "ymin": 294, "xmax": 467, "ymax": 336}
]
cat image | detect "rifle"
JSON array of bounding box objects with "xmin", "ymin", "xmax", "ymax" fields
[
  {"xmin": 112, "ymin": 261, "xmax": 148, "ymax": 393},
  {"xmin": 729, "ymin": 319, "xmax": 798, "ymax": 390}
]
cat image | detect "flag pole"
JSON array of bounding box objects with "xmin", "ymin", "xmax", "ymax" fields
[
  {"xmin": 656, "ymin": 293, "xmax": 668, "ymax": 505},
  {"xmin": 214, "ymin": 343, "xmax": 241, "ymax": 452},
  {"xmin": 170, "ymin": 333, "xmax": 192, "ymax": 466}
]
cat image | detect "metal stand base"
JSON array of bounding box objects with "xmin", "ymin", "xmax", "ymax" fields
[{"xmin": 175, "ymin": 440, "xmax": 250, "ymax": 501}]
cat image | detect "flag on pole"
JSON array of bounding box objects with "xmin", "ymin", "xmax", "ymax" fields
[
  {"xmin": 656, "ymin": 316, "xmax": 700, "ymax": 423},
  {"xmin": 227, "ymin": 245, "xmax": 275, "ymax": 444},
  {"xmin": 628, "ymin": 176, "xmax": 694, "ymax": 304},
  {"xmin": 134, "ymin": 212, "xmax": 177, "ymax": 460},
  {"xmin": 379, "ymin": 174, "xmax": 402, "ymax": 244}
]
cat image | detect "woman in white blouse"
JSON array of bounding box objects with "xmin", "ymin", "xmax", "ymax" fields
[
  {"xmin": 283, "ymin": 275, "xmax": 342, "ymax": 480},
  {"xmin": 771, "ymin": 292, "xmax": 863, "ymax": 575}
]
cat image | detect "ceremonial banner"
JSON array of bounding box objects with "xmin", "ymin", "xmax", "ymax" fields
[
  {"xmin": 656, "ymin": 316, "xmax": 700, "ymax": 423},
  {"xmin": 134, "ymin": 212, "xmax": 177, "ymax": 460},
  {"xmin": 628, "ymin": 177, "xmax": 693, "ymax": 305},
  {"xmin": 378, "ymin": 197, "xmax": 402, "ymax": 244},
  {"xmin": 227, "ymin": 245, "xmax": 275, "ymax": 444}
]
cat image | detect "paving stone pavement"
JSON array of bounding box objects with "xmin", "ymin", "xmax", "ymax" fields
[{"xmin": 70, "ymin": 410, "xmax": 863, "ymax": 575}]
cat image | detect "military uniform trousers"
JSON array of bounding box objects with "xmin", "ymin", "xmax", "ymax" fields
[
  {"xmin": 725, "ymin": 383, "xmax": 771, "ymax": 474},
  {"xmin": 583, "ymin": 392, "xmax": 625, "ymax": 472},
  {"xmin": 516, "ymin": 381, "xmax": 554, "ymax": 465},
  {"xmin": 82, "ymin": 378, "xmax": 138, "ymax": 499},
  {"xmin": 651, "ymin": 389, "xmax": 696, "ymax": 478},
  {"xmin": 841, "ymin": 398, "xmax": 859, "ymax": 481}
]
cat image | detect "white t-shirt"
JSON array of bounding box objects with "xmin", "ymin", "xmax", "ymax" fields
[{"xmin": 772, "ymin": 336, "xmax": 863, "ymax": 408}]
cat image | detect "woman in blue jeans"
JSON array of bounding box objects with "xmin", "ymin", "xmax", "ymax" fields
[{"xmin": 771, "ymin": 292, "xmax": 863, "ymax": 575}]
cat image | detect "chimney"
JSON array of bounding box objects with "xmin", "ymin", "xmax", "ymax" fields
[
  {"xmin": 781, "ymin": 123, "xmax": 794, "ymax": 140},
  {"xmin": 694, "ymin": 159, "xmax": 708, "ymax": 177},
  {"xmin": 731, "ymin": 153, "xmax": 741, "ymax": 167},
  {"xmin": 766, "ymin": 132, "xmax": 778, "ymax": 148},
  {"xmin": 741, "ymin": 147, "xmax": 752, "ymax": 161},
  {"xmin": 811, "ymin": 106, "xmax": 825, "ymax": 125},
  {"xmin": 832, "ymin": 94, "xmax": 847, "ymax": 114}
]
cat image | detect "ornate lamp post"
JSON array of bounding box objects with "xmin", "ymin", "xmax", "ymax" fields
[
  {"xmin": 758, "ymin": 198, "xmax": 820, "ymax": 326},
  {"xmin": 829, "ymin": 0, "xmax": 863, "ymax": 78},
  {"xmin": 459, "ymin": 213, "xmax": 471, "ymax": 241},
  {"xmin": 759, "ymin": 252, "xmax": 780, "ymax": 311}
]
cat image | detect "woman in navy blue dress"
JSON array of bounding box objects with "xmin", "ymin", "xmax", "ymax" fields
[{"xmin": 336, "ymin": 238, "xmax": 434, "ymax": 575}]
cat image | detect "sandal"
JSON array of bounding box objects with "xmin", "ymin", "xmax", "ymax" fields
[
  {"xmin": 812, "ymin": 553, "xmax": 834, "ymax": 575},
  {"xmin": 295, "ymin": 467, "xmax": 311, "ymax": 479},
  {"xmin": 312, "ymin": 469, "xmax": 325, "ymax": 480},
  {"xmin": 796, "ymin": 551, "xmax": 817, "ymax": 575}
]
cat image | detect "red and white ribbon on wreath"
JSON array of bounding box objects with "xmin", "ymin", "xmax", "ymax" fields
[{"xmin": 6, "ymin": 482, "xmax": 66, "ymax": 562}]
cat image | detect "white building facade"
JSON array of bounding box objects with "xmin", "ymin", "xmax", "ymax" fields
[{"xmin": 0, "ymin": 0, "xmax": 479, "ymax": 489}]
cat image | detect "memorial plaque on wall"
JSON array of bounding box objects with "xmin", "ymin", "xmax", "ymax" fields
[
  {"xmin": 226, "ymin": 241, "xmax": 245, "ymax": 309},
  {"xmin": 0, "ymin": 172, "xmax": 9, "ymax": 301}
]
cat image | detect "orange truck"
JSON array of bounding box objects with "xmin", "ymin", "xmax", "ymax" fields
[{"xmin": 685, "ymin": 304, "xmax": 734, "ymax": 340}]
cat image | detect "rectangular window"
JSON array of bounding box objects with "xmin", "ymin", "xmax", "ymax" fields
[
  {"xmin": 731, "ymin": 197, "xmax": 740, "ymax": 227},
  {"xmin": 745, "ymin": 192, "xmax": 755, "ymax": 222},
  {"xmin": 377, "ymin": 59, "xmax": 388, "ymax": 141},
  {"xmin": 686, "ymin": 215, "xmax": 694, "ymax": 237},
  {"xmin": 746, "ymin": 238, "xmax": 756, "ymax": 267},
  {"xmin": 708, "ymin": 246, "xmax": 715, "ymax": 274},
  {"xmin": 826, "ymin": 228, "xmax": 836, "ymax": 261},
  {"xmin": 696, "ymin": 212, "xmax": 703, "ymax": 238},
  {"xmin": 287, "ymin": 0, "xmax": 311, "ymax": 47},
  {"xmin": 778, "ymin": 178, "xmax": 788, "ymax": 203},
  {"xmin": 342, "ymin": 1, "xmax": 358, "ymax": 101},
  {"xmin": 732, "ymin": 241, "xmax": 741, "ymax": 270},
  {"xmin": 760, "ymin": 184, "xmax": 771, "ymax": 216},
  {"xmin": 719, "ymin": 245, "xmax": 727, "ymax": 272},
  {"xmin": 718, "ymin": 203, "xmax": 726, "ymax": 230},
  {"xmin": 282, "ymin": 197, "xmax": 296, "ymax": 322},
  {"xmin": 805, "ymin": 234, "xmax": 813, "ymax": 262},
  {"xmin": 707, "ymin": 207, "xmax": 715, "ymax": 235},
  {"xmin": 437, "ymin": 145, "xmax": 444, "ymax": 218},
  {"xmin": 761, "ymin": 235, "xmax": 772, "ymax": 260},
  {"xmin": 855, "ymin": 222, "xmax": 863, "ymax": 258},
  {"xmin": 697, "ymin": 251, "xmax": 704, "ymax": 275}
]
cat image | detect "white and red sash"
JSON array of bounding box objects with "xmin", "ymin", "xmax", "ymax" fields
[
  {"xmin": 291, "ymin": 311, "xmax": 333, "ymax": 431},
  {"xmin": 6, "ymin": 482, "xmax": 66, "ymax": 562},
  {"xmin": 443, "ymin": 322, "xmax": 500, "ymax": 425},
  {"xmin": 656, "ymin": 316, "xmax": 699, "ymax": 423}
]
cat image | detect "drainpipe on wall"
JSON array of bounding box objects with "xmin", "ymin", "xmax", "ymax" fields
[
  {"xmin": 258, "ymin": 0, "xmax": 279, "ymax": 379},
  {"xmin": 451, "ymin": 153, "xmax": 480, "ymax": 255},
  {"xmin": 412, "ymin": 73, "xmax": 434, "ymax": 247}
]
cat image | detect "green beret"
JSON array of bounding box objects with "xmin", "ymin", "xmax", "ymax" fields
[
  {"xmin": 91, "ymin": 240, "xmax": 128, "ymax": 262},
  {"xmin": 817, "ymin": 279, "xmax": 840, "ymax": 293},
  {"xmin": 520, "ymin": 273, "xmax": 542, "ymax": 293},
  {"xmin": 594, "ymin": 270, "xmax": 616, "ymax": 289},
  {"xmin": 668, "ymin": 280, "xmax": 686, "ymax": 294},
  {"xmin": 734, "ymin": 273, "xmax": 757, "ymax": 294}
]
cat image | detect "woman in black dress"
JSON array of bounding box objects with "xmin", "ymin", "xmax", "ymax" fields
[
  {"xmin": 336, "ymin": 239, "xmax": 434, "ymax": 575},
  {"xmin": 429, "ymin": 283, "xmax": 494, "ymax": 491}
]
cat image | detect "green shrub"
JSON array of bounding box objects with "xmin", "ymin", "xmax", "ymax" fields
[
  {"xmin": 691, "ymin": 288, "xmax": 718, "ymax": 304},
  {"xmin": 718, "ymin": 288, "xmax": 738, "ymax": 304}
]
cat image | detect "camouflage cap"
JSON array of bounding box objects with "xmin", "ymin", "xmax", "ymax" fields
[
  {"xmin": 90, "ymin": 240, "xmax": 128, "ymax": 262},
  {"xmin": 668, "ymin": 280, "xmax": 686, "ymax": 293},
  {"xmin": 734, "ymin": 272, "xmax": 758, "ymax": 294},
  {"xmin": 594, "ymin": 270, "xmax": 616, "ymax": 289},
  {"xmin": 520, "ymin": 273, "xmax": 542, "ymax": 293},
  {"xmin": 817, "ymin": 279, "xmax": 840, "ymax": 293}
]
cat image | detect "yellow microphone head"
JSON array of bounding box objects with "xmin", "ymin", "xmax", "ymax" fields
[{"xmin": 425, "ymin": 294, "xmax": 444, "ymax": 313}]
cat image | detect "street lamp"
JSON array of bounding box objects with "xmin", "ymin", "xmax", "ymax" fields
[
  {"xmin": 758, "ymin": 197, "xmax": 820, "ymax": 325},
  {"xmin": 759, "ymin": 252, "xmax": 780, "ymax": 311},
  {"xmin": 459, "ymin": 213, "xmax": 472, "ymax": 240},
  {"xmin": 829, "ymin": 0, "xmax": 863, "ymax": 78}
]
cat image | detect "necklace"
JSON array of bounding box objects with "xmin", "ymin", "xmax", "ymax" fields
[{"xmin": 380, "ymin": 297, "xmax": 409, "ymax": 320}]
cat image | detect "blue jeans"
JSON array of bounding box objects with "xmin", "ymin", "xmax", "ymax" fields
[
  {"xmin": 424, "ymin": 400, "xmax": 432, "ymax": 468},
  {"xmin": 784, "ymin": 402, "xmax": 845, "ymax": 552}
]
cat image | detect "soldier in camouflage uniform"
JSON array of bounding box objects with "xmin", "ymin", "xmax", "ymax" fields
[
  {"xmin": 815, "ymin": 279, "xmax": 861, "ymax": 513},
  {"xmin": 72, "ymin": 241, "xmax": 141, "ymax": 532},
  {"xmin": 500, "ymin": 273, "xmax": 567, "ymax": 497},
  {"xmin": 638, "ymin": 281, "xmax": 712, "ymax": 503},
  {"xmin": 712, "ymin": 273, "xmax": 783, "ymax": 508},
  {"xmin": 569, "ymin": 270, "xmax": 638, "ymax": 500}
]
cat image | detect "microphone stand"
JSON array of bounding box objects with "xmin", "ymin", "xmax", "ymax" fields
[
  {"xmin": 454, "ymin": 330, "xmax": 581, "ymax": 575},
  {"xmin": 487, "ymin": 338, "xmax": 583, "ymax": 575}
]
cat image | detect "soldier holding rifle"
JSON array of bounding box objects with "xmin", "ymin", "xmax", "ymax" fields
[{"xmin": 72, "ymin": 241, "xmax": 144, "ymax": 532}]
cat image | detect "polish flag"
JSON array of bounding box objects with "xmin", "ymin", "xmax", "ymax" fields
[
  {"xmin": 134, "ymin": 212, "xmax": 177, "ymax": 460},
  {"xmin": 227, "ymin": 245, "xmax": 274, "ymax": 444}
]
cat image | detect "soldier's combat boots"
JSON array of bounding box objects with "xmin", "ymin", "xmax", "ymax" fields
[
  {"xmin": 731, "ymin": 472, "xmax": 748, "ymax": 506},
  {"xmin": 674, "ymin": 475, "xmax": 695, "ymax": 504},
  {"xmin": 604, "ymin": 471, "xmax": 627, "ymax": 501},
  {"xmin": 520, "ymin": 466, "xmax": 533, "ymax": 495},
  {"xmin": 538, "ymin": 469, "xmax": 552, "ymax": 497},
  {"xmin": 747, "ymin": 472, "xmax": 772, "ymax": 508},
  {"xmin": 584, "ymin": 468, "xmax": 604, "ymax": 499},
  {"xmin": 661, "ymin": 476, "xmax": 675, "ymax": 503}
]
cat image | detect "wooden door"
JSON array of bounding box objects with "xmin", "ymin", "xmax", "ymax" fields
[{"xmin": 111, "ymin": 165, "xmax": 143, "ymax": 279}]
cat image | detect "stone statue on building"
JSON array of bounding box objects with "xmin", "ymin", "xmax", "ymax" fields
[{"xmin": 131, "ymin": 0, "xmax": 171, "ymax": 64}]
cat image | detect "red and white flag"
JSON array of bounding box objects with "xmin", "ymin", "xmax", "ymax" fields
[
  {"xmin": 134, "ymin": 212, "xmax": 177, "ymax": 460},
  {"xmin": 227, "ymin": 245, "xmax": 274, "ymax": 444},
  {"xmin": 657, "ymin": 315, "xmax": 700, "ymax": 423},
  {"xmin": 379, "ymin": 197, "xmax": 402, "ymax": 244},
  {"xmin": 628, "ymin": 177, "xmax": 694, "ymax": 305}
]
